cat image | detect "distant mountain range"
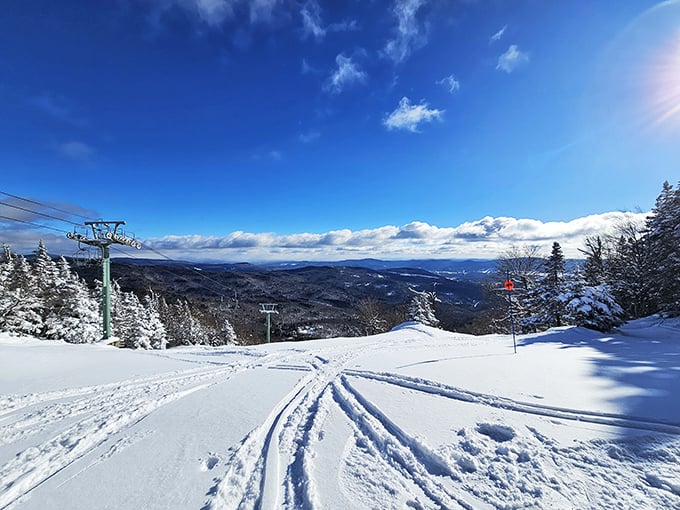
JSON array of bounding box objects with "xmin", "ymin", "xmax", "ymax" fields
[{"xmin": 111, "ymin": 257, "xmax": 498, "ymax": 280}]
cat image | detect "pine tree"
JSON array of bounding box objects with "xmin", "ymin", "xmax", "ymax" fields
[
  {"xmin": 111, "ymin": 282, "xmax": 167, "ymax": 349},
  {"xmin": 560, "ymin": 267, "xmax": 624, "ymax": 332},
  {"xmin": 1, "ymin": 255, "xmax": 43, "ymax": 335},
  {"xmin": 143, "ymin": 290, "xmax": 168, "ymax": 349},
  {"xmin": 220, "ymin": 318, "xmax": 238, "ymax": 345},
  {"xmin": 523, "ymin": 242, "xmax": 566, "ymax": 330},
  {"xmin": 579, "ymin": 235, "xmax": 607, "ymax": 286},
  {"xmin": 644, "ymin": 181, "xmax": 680, "ymax": 315},
  {"xmin": 408, "ymin": 290, "xmax": 439, "ymax": 327},
  {"xmin": 43, "ymin": 257, "xmax": 100, "ymax": 343},
  {"xmin": 32, "ymin": 240, "xmax": 61, "ymax": 335},
  {"xmin": 606, "ymin": 219, "xmax": 653, "ymax": 318}
]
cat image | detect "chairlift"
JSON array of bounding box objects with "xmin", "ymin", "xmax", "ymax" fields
[{"xmin": 72, "ymin": 246, "xmax": 98, "ymax": 268}]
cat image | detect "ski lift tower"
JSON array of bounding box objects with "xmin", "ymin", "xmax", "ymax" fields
[
  {"xmin": 67, "ymin": 221, "xmax": 141, "ymax": 341},
  {"xmin": 259, "ymin": 303, "xmax": 278, "ymax": 344}
]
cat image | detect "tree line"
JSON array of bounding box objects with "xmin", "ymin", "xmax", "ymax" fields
[
  {"xmin": 355, "ymin": 181, "xmax": 679, "ymax": 335},
  {"xmin": 491, "ymin": 180, "xmax": 680, "ymax": 333},
  {"xmin": 0, "ymin": 241, "xmax": 237, "ymax": 348}
]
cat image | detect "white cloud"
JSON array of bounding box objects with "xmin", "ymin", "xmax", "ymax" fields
[
  {"xmin": 436, "ymin": 75, "xmax": 460, "ymax": 93},
  {"xmin": 3, "ymin": 212, "xmax": 650, "ymax": 262},
  {"xmin": 328, "ymin": 19, "xmax": 359, "ymax": 33},
  {"xmin": 133, "ymin": 212, "xmax": 649, "ymax": 262},
  {"xmin": 383, "ymin": 0, "xmax": 428, "ymax": 63},
  {"xmin": 299, "ymin": 130, "xmax": 320, "ymax": 143},
  {"xmin": 323, "ymin": 54, "xmax": 367, "ymax": 94},
  {"xmin": 497, "ymin": 44, "xmax": 529, "ymax": 73},
  {"xmin": 301, "ymin": 0, "xmax": 325, "ymax": 40},
  {"xmin": 383, "ymin": 97, "xmax": 443, "ymax": 132},
  {"xmin": 56, "ymin": 141, "xmax": 95, "ymax": 161},
  {"xmin": 147, "ymin": 0, "xmax": 281, "ymax": 27},
  {"xmin": 248, "ymin": 0, "xmax": 280, "ymax": 22},
  {"xmin": 193, "ymin": 0, "xmax": 234, "ymax": 26},
  {"xmin": 29, "ymin": 94, "xmax": 88, "ymax": 127},
  {"xmin": 301, "ymin": 58, "xmax": 316, "ymax": 75},
  {"xmin": 490, "ymin": 25, "xmax": 507, "ymax": 43}
]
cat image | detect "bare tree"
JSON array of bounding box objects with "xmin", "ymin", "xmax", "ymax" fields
[
  {"xmin": 495, "ymin": 244, "xmax": 544, "ymax": 291},
  {"xmin": 356, "ymin": 298, "xmax": 389, "ymax": 336}
]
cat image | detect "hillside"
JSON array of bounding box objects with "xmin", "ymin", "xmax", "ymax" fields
[
  {"xmin": 1, "ymin": 317, "xmax": 679, "ymax": 509},
  {"xmin": 72, "ymin": 259, "xmax": 497, "ymax": 342}
]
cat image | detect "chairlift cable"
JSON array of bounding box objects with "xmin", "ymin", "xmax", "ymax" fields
[
  {"xmin": 0, "ymin": 214, "xmax": 71, "ymax": 234},
  {"xmin": 109, "ymin": 245, "xmax": 235, "ymax": 295},
  {"xmin": 0, "ymin": 200, "xmax": 82, "ymax": 227},
  {"xmin": 0, "ymin": 190, "xmax": 92, "ymax": 221},
  {"xmin": 1, "ymin": 192, "xmax": 237, "ymax": 295},
  {"xmin": 137, "ymin": 244, "xmax": 238, "ymax": 294}
]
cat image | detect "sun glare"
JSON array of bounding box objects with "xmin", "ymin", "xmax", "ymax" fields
[{"xmin": 649, "ymin": 31, "xmax": 680, "ymax": 128}]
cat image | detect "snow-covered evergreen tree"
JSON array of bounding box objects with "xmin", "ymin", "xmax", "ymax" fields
[
  {"xmin": 1, "ymin": 255, "xmax": 43, "ymax": 336},
  {"xmin": 559, "ymin": 264, "xmax": 624, "ymax": 332},
  {"xmin": 579, "ymin": 235, "xmax": 607, "ymax": 286},
  {"xmin": 644, "ymin": 180, "xmax": 680, "ymax": 316},
  {"xmin": 173, "ymin": 300, "xmax": 195, "ymax": 346},
  {"xmin": 219, "ymin": 317, "xmax": 237, "ymax": 345},
  {"xmin": 143, "ymin": 290, "xmax": 168, "ymax": 349},
  {"xmin": 522, "ymin": 242, "xmax": 567, "ymax": 331},
  {"xmin": 31, "ymin": 240, "xmax": 62, "ymax": 335},
  {"xmin": 408, "ymin": 290, "xmax": 439, "ymax": 327},
  {"xmin": 606, "ymin": 219, "xmax": 653, "ymax": 319},
  {"xmin": 110, "ymin": 282, "xmax": 167, "ymax": 349},
  {"xmin": 43, "ymin": 257, "xmax": 100, "ymax": 343}
]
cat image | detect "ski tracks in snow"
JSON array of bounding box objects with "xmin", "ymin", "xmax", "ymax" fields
[
  {"xmin": 0, "ymin": 351, "xmax": 293, "ymax": 510},
  {"xmin": 204, "ymin": 343, "xmax": 487, "ymax": 510},
  {"xmin": 205, "ymin": 354, "xmax": 342, "ymax": 510},
  {"xmin": 344, "ymin": 369, "xmax": 680, "ymax": 436},
  {"xmin": 4, "ymin": 336, "xmax": 679, "ymax": 509},
  {"xmin": 205, "ymin": 344, "xmax": 680, "ymax": 510}
]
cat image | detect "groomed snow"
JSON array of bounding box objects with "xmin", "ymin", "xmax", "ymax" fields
[{"xmin": 1, "ymin": 317, "xmax": 679, "ymax": 509}]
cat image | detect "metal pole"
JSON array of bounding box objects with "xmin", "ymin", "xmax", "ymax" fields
[
  {"xmin": 101, "ymin": 244, "xmax": 111, "ymax": 340},
  {"xmin": 265, "ymin": 312, "xmax": 271, "ymax": 344},
  {"xmin": 509, "ymin": 289, "xmax": 517, "ymax": 354},
  {"xmin": 506, "ymin": 271, "xmax": 517, "ymax": 354}
]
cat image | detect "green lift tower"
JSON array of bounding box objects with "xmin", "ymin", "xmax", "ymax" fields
[{"xmin": 67, "ymin": 221, "xmax": 141, "ymax": 342}]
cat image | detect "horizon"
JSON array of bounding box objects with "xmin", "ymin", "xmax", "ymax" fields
[
  {"xmin": 0, "ymin": 209, "xmax": 650, "ymax": 262},
  {"xmin": 1, "ymin": 1, "xmax": 679, "ymax": 261}
]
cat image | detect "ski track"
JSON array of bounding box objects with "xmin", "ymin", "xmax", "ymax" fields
[
  {"xmin": 205, "ymin": 351, "xmax": 352, "ymax": 510},
  {"xmin": 204, "ymin": 340, "xmax": 423, "ymax": 510},
  {"xmin": 344, "ymin": 369, "xmax": 680, "ymax": 435},
  {"xmin": 332, "ymin": 376, "xmax": 485, "ymax": 510},
  {"xmin": 0, "ymin": 349, "xmax": 296, "ymax": 510},
  {"xmin": 202, "ymin": 340, "xmax": 680, "ymax": 509},
  {"xmin": 204, "ymin": 338, "xmax": 495, "ymax": 510}
]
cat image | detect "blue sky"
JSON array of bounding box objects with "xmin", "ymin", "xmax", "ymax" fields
[{"xmin": 1, "ymin": 1, "xmax": 678, "ymax": 261}]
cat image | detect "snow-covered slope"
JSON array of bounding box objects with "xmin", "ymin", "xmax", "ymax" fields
[{"xmin": 1, "ymin": 318, "xmax": 679, "ymax": 509}]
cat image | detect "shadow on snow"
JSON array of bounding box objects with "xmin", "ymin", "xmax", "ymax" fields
[{"xmin": 519, "ymin": 315, "xmax": 680, "ymax": 438}]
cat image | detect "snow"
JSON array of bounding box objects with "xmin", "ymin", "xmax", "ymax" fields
[{"xmin": 1, "ymin": 317, "xmax": 680, "ymax": 509}]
